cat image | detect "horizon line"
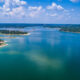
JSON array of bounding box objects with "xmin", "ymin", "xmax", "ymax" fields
[{"xmin": 0, "ymin": 23, "xmax": 80, "ymax": 25}]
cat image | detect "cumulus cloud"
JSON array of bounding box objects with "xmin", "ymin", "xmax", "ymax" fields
[
  {"xmin": 4, "ymin": 6, "xmax": 26, "ymax": 17},
  {"xmin": 28, "ymin": 6, "xmax": 42, "ymax": 11},
  {"xmin": 47, "ymin": 2, "xmax": 64, "ymax": 10},
  {"xmin": 0, "ymin": 0, "xmax": 27, "ymax": 5},
  {"xmin": 0, "ymin": 0, "xmax": 44, "ymax": 18},
  {"xmin": 0, "ymin": 0, "xmax": 74, "ymax": 23},
  {"xmin": 28, "ymin": 6, "xmax": 44, "ymax": 17},
  {"xmin": 46, "ymin": 2, "xmax": 69, "ymax": 19},
  {"xmin": 0, "ymin": 0, "xmax": 27, "ymax": 17},
  {"xmin": 46, "ymin": 13, "xmax": 57, "ymax": 17}
]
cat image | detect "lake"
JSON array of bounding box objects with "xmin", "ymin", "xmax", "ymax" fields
[{"xmin": 0, "ymin": 26, "xmax": 80, "ymax": 80}]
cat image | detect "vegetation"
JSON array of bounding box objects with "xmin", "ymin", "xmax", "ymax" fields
[
  {"xmin": 59, "ymin": 25, "xmax": 80, "ymax": 33},
  {"xmin": 0, "ymin": 24, "xmax": 80, "ymax": 33},
  {"xmin": 0, "ymin": 30, "xmax": 28, "ymax": 35},
  {"xmin": 0, "ymin": 43, "xmax": 4, "ymax": 45},
  {"xmin": 0, "ymin": 29, "xmax": 29, "ymax": 47},
  {"xmin": 0, "ymin": 24, "xmax": 44, "ymax": 28},
  {"xmin": 44, "ymin": 24, "xmax": 80, "ymax": 33},
  {"xmin": 0, "ymin": 39, "xmax": 4, "ymax": 43},
  {"xmin": 0, "ymin": 39, "xmax": 7, "ymax": 47}
]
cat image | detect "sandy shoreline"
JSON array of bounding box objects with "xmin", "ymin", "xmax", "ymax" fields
[
  {"xmin": 0, "ymin": 33, "xmax": 31, "ymax": 48},
  {"xmin": 0, "ymin": 42, "xmax": 4, "ymax": 43},
  {"xmin": 0, "ymin": 33, "xmax": 31, "ymax": 39},
  {"xmin": 0, "ymin": 33, "xmax": 30, "ymax": 35},
  {"xmin": 0, "ymin": 44, "xmax": 8, "ymax": 48}
]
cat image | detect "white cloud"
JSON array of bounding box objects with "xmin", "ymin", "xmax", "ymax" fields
[
  {"xmin": 46, "ymin": 13, "xmax": 57, "ymax": 17},
  {"xmin": 0, "ymin": 0, "xmax": 27, "ymax": 5},
  {"xmin": 5, "ymin": 6, "xmax": 26, "ymax": 17},
  {"xmin": 0, "ymin": 1, "xmax": 75, "ymax": 23},
  {"xmin": 28, "ymin": 6, "xmax": 44, "ymax": 17},
  {"xmin": 70, "ymin": 0, "xmax": 80, "ymax": 2},
  {"xmin": 0, "ymin": 0, "xmax": 27, "ymax": 17},
  {"xmin": 12, "ymin": 0, "xmax": 27, "ymax": 6},
  {"xmin": 47, "ymin": 2, "xmax": 64, "ymax": 10},
  {"xmin": 0, "ymin": 0, "xmax": 45, "ymax": 18},
  {"xmin": 28, "ymin": 6, "xmax": 42, "ymax": 11}
]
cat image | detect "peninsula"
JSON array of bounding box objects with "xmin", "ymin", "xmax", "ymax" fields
[
  {"xmin": 0, "ymin": 39, "xmax": 8, "ymax": 47},
  {"xmin": 0, "ymin": 30, "xmax": 29, "ymax": 35}
]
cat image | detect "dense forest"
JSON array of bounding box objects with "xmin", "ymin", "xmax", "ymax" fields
[
  {"xmin": 44, "ymin": 24, "xmax": 80, "ymax": 33},
  {"xmin": 0, "ymin": 30, "xmax": 28, "ymax": 35}
]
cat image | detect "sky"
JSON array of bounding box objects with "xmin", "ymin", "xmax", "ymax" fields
[{"xmin": 0, "ymin": 0, "xmax": 80, "ymax": 24}]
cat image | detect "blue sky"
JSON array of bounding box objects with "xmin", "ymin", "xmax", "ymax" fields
[{"xmin": 0, "ymin": 0, "xmax": 80, "ymax": 24}]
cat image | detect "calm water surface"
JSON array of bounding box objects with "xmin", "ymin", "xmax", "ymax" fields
[{"xmin": 0, "ymin": 27, "xmax": 80, "ymax": 80}]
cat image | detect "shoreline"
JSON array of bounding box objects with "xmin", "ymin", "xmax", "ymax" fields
[
  {"xmin": 0, "ymin": 42, "xmax": 4, "ymax": 43},
  {"xmin": 60, "ymin": 30, "xmax": 80, "ymax": 34},
  {"xmin": 0, "ymin": 30, "xmax": 29, "ymax": 36},
  {"xmin": 0, "ymin": 33, "xmax": 31, "ymax": 39},
  {"xmin": 0, "ymin": 33, "xmax": 30, "ymax": 35},
  {"xmin": 0, "ymin": 44, "xmax": 8, "ymax": 48}
]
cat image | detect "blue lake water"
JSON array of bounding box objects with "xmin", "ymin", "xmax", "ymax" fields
[{"xmin": 0, "ymin": 26, "xmax": 80, "ymax": 80}]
